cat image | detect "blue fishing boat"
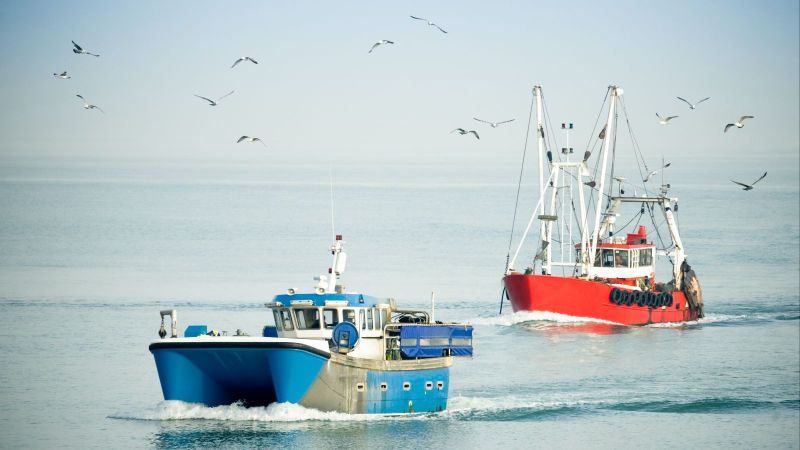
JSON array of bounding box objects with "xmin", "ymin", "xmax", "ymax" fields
[{"xmin": 149, "ymin": 235, "xmax": 473, "ymax": 414}]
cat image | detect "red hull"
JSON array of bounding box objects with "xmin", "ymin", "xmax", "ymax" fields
[{"xmin": 503, "ymin": 273, "xmax": 700, "ymax": 326}]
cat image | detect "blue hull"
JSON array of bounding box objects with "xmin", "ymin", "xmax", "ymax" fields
[
  {"xmin": 150, "ymin": 341, "xmax": 328, "ymax": 407},
  {"xmin": 150, "ymin": 339, "xmax": 452, "ymax": 414}
]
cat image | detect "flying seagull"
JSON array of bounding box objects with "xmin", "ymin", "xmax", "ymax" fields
[
  {"xmin": 53, "ymin": 71, "xmax": 71, "ymax": 79},
  {"xmin": 72, "ymin": 40, "xmax": 100, "ymax": 57},
  {"xmin": 369, "ymin": 40, "xmax": 394, "ymax": 53},
  {"xmin": 236, "ymin": 136, "xmax": 267, "ymax": 147},
  {"xmin": 473, "ymin": 117, "xmax": 515, "ymax": 128},
  {"xmin": 731, "ymin": 171, "xmax": 767, "ymax": 191},
  {"xmin": 231, "ymin": 56, "xmax": 258, "ymax": 68},
  {"xmin": 656, "ymin": 113, "xmax": 678, "ymax": 125},
  {"xmin": 410, "ymin": 16, "xmax": 448, "ymax": 33},
  {"xmin": 643, "ymin": 162, "xmax": 671, "ymax": 183},
  {"xmin": 194, "ymin": 90, "xmax": 235, "ymax": 106},
  {"xmin": 676, "ymin": 96, "xmax": 710, "ymax": 110},
  {"xmin": 724, "ymin": 115, "xmax": 754, "ymax": 132},
  {"xmin": 451, "ymin": 128, "xmax": 479, "ymax": 139},
  {"xmin": 76, "ymin": 94, "xmax": 104, "ymax": 113}
]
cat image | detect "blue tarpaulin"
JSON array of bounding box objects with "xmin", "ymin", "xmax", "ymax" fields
[{"xmin": 399, "ymin": 325, "xmax": 473, "ymax": 358}]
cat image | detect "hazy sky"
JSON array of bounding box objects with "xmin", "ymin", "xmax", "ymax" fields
[{"xmin": 0, "ymin": 0, "xmax": 798, "ymax": 165}]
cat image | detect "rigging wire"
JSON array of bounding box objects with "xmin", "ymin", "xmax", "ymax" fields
[{"xmin": 504, "ymin": 89, "xmax": 537, "ymax": 272}]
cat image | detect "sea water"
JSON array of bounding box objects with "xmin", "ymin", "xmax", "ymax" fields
[{"xmin": 0, "ymin": 155, "xmax": 797, "ymax": 449}]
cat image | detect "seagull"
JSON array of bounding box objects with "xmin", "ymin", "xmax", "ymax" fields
[
  {"xmin": 72, "ymin": 40, "xmax": 100, "ymax": 57},
  {"xmin": 76, "ymin": 94, "xmax": 104, "ymax": 113},
  {"xmin": 473, "ymin": 117, "xmax": 515, "ymax": 128},
  {"xmin": 676, "ymin": 96, "xmax": 710, "ymax": 110},
  {"xmin": 724, "ymin": 116, "xmax": 754, "ymax": 132},
  {"xmin": 451, "ymin": 128, "xmax": 480, "ymax": 139},
  {"xmin": 368, "ymin": 40, "xmax": 394, "ymax": 53},
  {"xmin": 236, "ymin": 136, "xmax": 267, "ymax": 147},
  {"xmin": 656, "ymin": 113, "xmax": 678, "ymax": 125},
  {"xmin": 643, "ymin": 162, "xmax": 671, "ymax": 183},
  {"xmin": 731, "ymin": 172, "xmax": 767, "ymax": 191},
  {"xmin": 231, "ymin": 56, "xmax": 258, "ymax": 68},
  {"xmin": 410, "ymin": 15, "xmax": 447, "ymax": 33},
  {"xmin": 194, "ymin": 90, "xmax": 235, "ymax": 106},
  {"xmin": 53, "ymin": 71, "xmax": 71, "ymax": 79}
]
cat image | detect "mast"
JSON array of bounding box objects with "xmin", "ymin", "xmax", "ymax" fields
[
  {"xmin": 586, "ymin": 86, "xmax": 621, "ymax": 279},
  {"xmin": 533, "ymin": 85, "xmax": 546, "ymax": 272}
]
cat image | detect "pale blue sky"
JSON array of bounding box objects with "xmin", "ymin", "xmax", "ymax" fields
[{"xmin": 0, "ymin": 0, "xmax": 798, "ymax": 165}]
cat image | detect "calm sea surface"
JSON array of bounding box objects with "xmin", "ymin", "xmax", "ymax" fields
[{"xmin": 0, "ymin": 155, "xmax": 798, "ymax": 449}]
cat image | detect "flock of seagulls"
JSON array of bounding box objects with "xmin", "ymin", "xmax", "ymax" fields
[
  {"xmin": 62, "ymin": 39, "xmax": 268, "ymax": 147},
  {"xmin": 59, "ymin": 21, "xmax": 765, "ymax": 190},
  {"xmin": 657, "ymin": 96, "xmax": 755, "ymax": 133},
  {"xmin": 652, "ymin": 97, "xmax": 763, "ymax": 190},
  {"xmin": 369, "ymin": 16, "xmax": 447, "ymax": 53}
]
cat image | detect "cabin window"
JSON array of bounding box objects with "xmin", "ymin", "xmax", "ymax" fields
[
  {"xmin": 425, "ymin": 381, "xmax": 433, "ymax": 391},
  {"xmin": 343, "ymin": 309, "xmax": 356, "ymax": 325},
  {"xmin": 614, "ymin": 250, "xmax": 629, "ymax": 267},
  {"xmin": 639, "ymin": 248, "xmax": 653, "ymax": 266},
  {"xmin": 366, "ymin": 309, "xmax": 374, "ymax": 330},
  {"xmin": 436, "ymin": 381, "xmax": 444, "ymax": 390},
  {"xmin": 600, "ymin": 249, "xmax": 614, "ymax": 267},
  {"xmin": 279, "ymin": 309, "xmax": 294, "ymax": 331},
  {"xmin": 295, "ymin": 308, "xmax": 320, "ymax": 330},
  {"xmin": 630, "ymin": 250, "xmax": 640, "ymax": 268},
  {"xmin": 272, "ymin": 310, "xmax": 283, "ymax": 331},
  {"xmin": 323, "ymin": 308, "xmax": 339, "ymax": 329},
  {"xmin": 402, "ymin": 382, "xmax": 411, "ymax": 391},
  {"xmin": 356, "ymin": 383, "xmax": 365, "ymax": 392},
  {"xmin": 374, "ymin": 309, "xmax": 382, "ymax": 330},
  {"xmin": 380, "ymin": 382, "xmax": 388, "ymax": 391},
  {"xmin": 359, "ymin": 310, "xmax": 366, "ymax": 330}
]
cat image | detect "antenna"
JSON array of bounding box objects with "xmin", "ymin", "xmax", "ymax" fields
[{"xmin": 329, "ymin": 165, "xmax": 335, "ymax": 242}]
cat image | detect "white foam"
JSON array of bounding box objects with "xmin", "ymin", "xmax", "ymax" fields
[
  {"xmin": 646, "ymin": 313, "xmax": 749, "ymax": 328},
  {"xmin": 470, "ymin": 310, "xmax": 620, "ymax": 327},
  {"xmin": 441, "ymin": 394, "xmax": 608, "ymax": 417},
  {"xmin": 111, "ymin": 401, "xmax": 432, "ymax": 422}
]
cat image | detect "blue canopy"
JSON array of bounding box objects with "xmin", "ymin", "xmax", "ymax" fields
[{"xmin": 399, "ymin": 325, "xmax": 473, "ymax": 358}]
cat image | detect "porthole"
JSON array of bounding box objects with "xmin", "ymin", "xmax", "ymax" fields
[
  {"xmin": 380, "ymin": 382, "xmax": 388, "ymax": 392},
  {"xmin": 402, "ymin": 382, "xmax": 411, "ymax": 391},
  {"xmin": 425, "ymin": 381, "xmax": 433, "ymax": 391},
  {"xmin": 356, "ymin": 383, "xmax": 365, "ymax": 392},
  {"xmin": 436, "ymin": 381, "xmax": 444, "ymax": 391}
]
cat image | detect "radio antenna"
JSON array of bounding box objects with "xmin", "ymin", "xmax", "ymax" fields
[{"xmin": 329, "ymin": 165, "xmax": 336, "ymax": 241}]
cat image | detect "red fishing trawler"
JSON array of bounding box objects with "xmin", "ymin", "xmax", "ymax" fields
[{"xmin": 502, "ymin": 86, "xmax": 703, "ymax": 325}]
